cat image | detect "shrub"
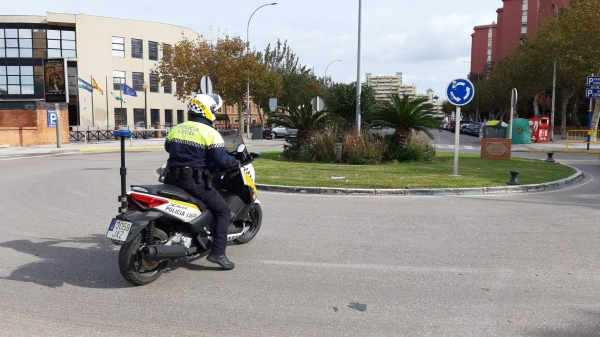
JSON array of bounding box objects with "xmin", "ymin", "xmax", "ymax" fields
[
  {"xmin": 312, "ymin": 125, "xmax": 341, "ymax": 162},
  {"xmin": 342, "ymin": 129, "xmax": 385, "ymax": 165},
  {"xmin": 384, "ymin": 133, "xmax": 436, "ymax": 163}
]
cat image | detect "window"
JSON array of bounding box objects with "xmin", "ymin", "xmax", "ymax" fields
[
  {"xmin": 61, "ymin": 30, "xmax": 76, "ymax": 58},
  {"xmin": 131, "ymin": 38, "xmax": 143, "ymax": 59},
  {"xmin": 132, "ymin": 72, "xmax": 144, "ymax": 91},
  {"xmin": 487, "ymin": 55, "xmax": 492, "ymax": 62},
  {"xmin": 149, "ymin": 73, "xmax": 159, "ymax": 93},
  {"xmin": 163, "ymin": 76, "xmax": 172, "ymax": 94},
  {"xmin": 162, "ymin": 43, "xmax": 171, "ymax": 60},
  {"xmin": 165, "ymin": 109, "xmax": 173, "ymax": 125},
  {"xmin": 113, "ymin": 70, "xmax": 125, "ymax": 90},
  {"xmin": 177, "ymin": 110, "xmax": 184, "ymax": 124},
  {"xmin": 112, "ymin": 36, "xmax": 124, "ymax": 57},
  {"xmin": 148, "ymin": 41, "xmax": 158, "ymax": 61},
  {"xmin": 151, "ymin": 109, "xmax": 159, "ymax": 125},
  {"xmin": 114, "ymin": 108, "xmax": 127, "ymax": 126},
  {"xmin": 133, "ymin": 108, "xmax": 145, "ymax": 126},
  {"xmin": 0, "ymin": 66, "xmax": 34, "ymax": 95}
]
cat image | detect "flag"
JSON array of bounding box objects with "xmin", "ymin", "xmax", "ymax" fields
[
  {"xmin": 78, "ymin": 77, "xmax": 93, "ymax": 93},
  {"xmin": 92, "ymin": 78, "xmax": 104, "ymax": 95},
  {"xmin": 110, "ymin": 92, "xmax": 126, "ymax": 103},
  {"xmin": 123, "ymin": 84, "xmax": 138, "ymax": 97}
]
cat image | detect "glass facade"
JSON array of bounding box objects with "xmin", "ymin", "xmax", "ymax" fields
[{"xmin": 0, "ymin": 23, "xmax": 76, "ymax": 99}]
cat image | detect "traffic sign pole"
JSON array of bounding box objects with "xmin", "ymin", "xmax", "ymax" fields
[
  {"xmin": 446, "ymin": 78, "xmax": 475, "ymax": 177},
  {"xmin": 453, "ymin": 107, "xmax": 461, "ymax": 176},
  {"xmin": 55, "ymin": 103, "xmax": 61, "ymax": 148}
]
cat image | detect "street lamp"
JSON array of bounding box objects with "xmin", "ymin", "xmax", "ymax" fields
[
  {"xmin": 324, "ymin": 59, "xmax": 342, "ymax": 88},
  {"xmin": 246, "ymin": 2, "xmax": 277, "ymax": 138},
  {"xmin": 142, "ymin": 82, "xmax": 148, "ymax": 139}
]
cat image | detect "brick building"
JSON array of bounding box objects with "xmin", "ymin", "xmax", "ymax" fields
[{"xmin": 470, "ymin": 0, "xmax": 567, "ymax": 74}]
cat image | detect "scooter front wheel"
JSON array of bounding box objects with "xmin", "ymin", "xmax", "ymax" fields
[
  {"xmin": 118, "ymin": 228, "xmax": 168, "ymax": 286},
  {"xmin": 235, "ymin": 203, "xmax": 262, "ymax": 244}
]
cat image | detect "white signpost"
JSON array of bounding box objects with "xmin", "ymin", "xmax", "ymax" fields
[{"xmin": 446, "ymin": 78, "xmax": 475, "ymax": 176}]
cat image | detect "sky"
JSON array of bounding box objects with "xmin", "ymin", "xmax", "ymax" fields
[{"xmin": 3, "ymin": 0, "xmax": 500, "ymax": 98}]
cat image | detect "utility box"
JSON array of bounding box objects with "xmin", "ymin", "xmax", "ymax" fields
[
  {"xmin": 483, "ymin": 120, "xmax": 507, "ymax": 139},
  {"xmin": 528, "ymin": 116, "xmax": 550, "ymax": 143},
  {"xmin": 509, "ymin": 118, "xmax": 532, "ymax": 144},
  {"xmin": 251, "ymin": 126, "xmax": 263, "ymax": 140}
]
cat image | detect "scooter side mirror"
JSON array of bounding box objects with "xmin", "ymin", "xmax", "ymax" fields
[{"xmin": 236, "ymin": 144, "xmax": 246, "ymax": 153}]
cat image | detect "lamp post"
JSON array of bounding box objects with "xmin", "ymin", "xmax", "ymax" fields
[
  {"xmin": 246, "ymin": 2, "xmax": 277, "ymax": 138},
  {"xmin": 142, "ymin": 82, "xmax": 148, "ymax": 139},
  {"xmin": 324, "ymin": 59, "xmax": 342, "ymax": 88},
  {"xmin": 355, "ymin": 0, "xmax": 362, "ymax": 132}
]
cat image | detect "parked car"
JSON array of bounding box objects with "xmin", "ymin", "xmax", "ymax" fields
[
  {"xmin": 270, "ymin": 126, "xmax": 288, "ymax": 138},
  {"xmin": 460, "ymin": 123, "xmax": 470, "ymax": 134},
  {"xmin": 284, "ymin": 128, "xmax": 298, "ymax": 143},
  {"xmin": 472, "ymin": 123, "xmax": 483, "ymax": 136}
]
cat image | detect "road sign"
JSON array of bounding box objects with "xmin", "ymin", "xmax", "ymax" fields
[
  {"xmin": 587, "ymin": 76, "xmax": 600, "ymax": 86},
  {"xmin": 47, "ymin": 109, "xmax": 57, "ymax": 128},
  {"xmin": 586, "ymin": 88, "xmax": 600, "ymax": 98},
  {"xmin": 446, "ymin": 78, "xmax": 475, "ymax": 106},
  {"xmin": 311, "ymin": 96, "xmax": 325, "ymax": 112},
  {"xmin": 200, "ymin": 76, "xmax": 212, "ymax": 94},
  {"xmin": 269, "ymin": 98, "xmax": 277, "ymax": 112}
]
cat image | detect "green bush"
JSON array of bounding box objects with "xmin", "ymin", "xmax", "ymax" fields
[
  {"xmin": 384, "ymin": 133, "xmax": 436, "ymax": 163},
  {"xmin": 312, "ymin": 125, "xmax": 341, "ymax": 162},
  {"xmin": 342, "ymin": 129, "xmax": 385, "ymax": 165}
]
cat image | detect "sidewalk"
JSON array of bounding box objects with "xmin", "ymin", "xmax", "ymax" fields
[
  {"xmin": 511, "ymin": 138, "xmax": 600, "ymax": 153},
  {"xmin": 0, "ymin": 136, "xmax": 287, "ymax": 158}
]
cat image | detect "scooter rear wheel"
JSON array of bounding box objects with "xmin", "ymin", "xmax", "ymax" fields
[
  {"xmin": 118, "ymin": 228, "xmax": 168, "ymax": 286},
  {"xmin": 234, "ymin": 204, "xmax": 262, "ymax": 244}
]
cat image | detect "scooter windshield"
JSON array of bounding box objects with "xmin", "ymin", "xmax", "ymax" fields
[{"xmin": 220, "ymin": 130, "xmax": 245, "ymax": 153}]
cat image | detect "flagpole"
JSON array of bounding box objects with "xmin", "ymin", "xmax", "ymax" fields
[
  {"xmin": 90, "ymin": 75, "xmax": 95, "ymax": 126},
  {"xmin": 106, "ymin": 76, "xmax": 109, "ymax": 127},
  {"xmin": 120, "ymin": 79, "xmax": 123, "ymax": 128}
]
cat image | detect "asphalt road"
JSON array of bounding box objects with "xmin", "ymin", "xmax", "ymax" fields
[{"xmin": 0, "ymin": 149, "xmax": 599, "ymax": 336}]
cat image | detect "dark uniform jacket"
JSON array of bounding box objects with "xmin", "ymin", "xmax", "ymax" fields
[{"xmin": 165, "ymin": 119, "xmax": 238, "ymax": 171}]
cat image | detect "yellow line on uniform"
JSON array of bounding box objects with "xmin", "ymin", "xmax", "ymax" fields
[{"xmin": 80, "ymin": 146, "xmax": 164, "ymax": 153}]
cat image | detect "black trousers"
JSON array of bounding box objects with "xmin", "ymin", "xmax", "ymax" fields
[{"xmin": 164, "ymin": 176, "xmax": 230, "ymax": 255}]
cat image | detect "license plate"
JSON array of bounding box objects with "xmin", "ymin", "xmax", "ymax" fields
[{"xmin": 106, "ymin": 218, "xmax": 132, "ymax": 242}]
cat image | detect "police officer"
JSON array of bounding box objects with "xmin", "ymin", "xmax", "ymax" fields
[{"xmin": 164, "ymin": 93, "xmax": 239, "ymax": 270}]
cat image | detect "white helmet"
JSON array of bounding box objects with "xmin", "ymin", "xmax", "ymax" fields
[{"xmin": 187, "ymin": 93, "xmax": 223, "ymax": 123}]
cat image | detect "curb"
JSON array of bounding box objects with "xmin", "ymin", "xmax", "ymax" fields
[
  {"xmin": 80, "ymin": 146, "xmax": 163, "ymax": 153},
  {"xmin": 255, "ymin": 167, "xmax": 584, "ymax": 197}
]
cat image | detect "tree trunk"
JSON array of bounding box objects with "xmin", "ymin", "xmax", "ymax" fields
[
  {"xmin": 560, "ymin": 91, "xmax": 574, "ymax": 139},
  {"xmin": 394, "ymin": 126, "xmax": 410, "ymax": 148},
  {"xmin": 237, "ymin": 103, "xmax": 244, "ymax": 137},
  {"xmin": 570, "ymin": 101, "xmax": 582, "ymax": 129},
  {"xmin": 533, "ymin": 93, "xmax": 540, "ymax": 117}
]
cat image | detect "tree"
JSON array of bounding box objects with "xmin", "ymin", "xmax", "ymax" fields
[
  {"xmin": 153, "ymin": 33, "xmax": 259, "ymax": 136},
  {"xmin": 250, "ymin": 61, "xmax": 283, "ymax": 127},
  {"xmin": 215, "ymin": 113, "xmax": 229, "ymax": 128},
  {"xmin": 369, "ymin": 94, "xmax": 443, "ymax": 147},
  {"xmin": 265, "ymin": 104, "xmax": 328, "ymax": 146},
  {"xmin": 325, "ymin": 82, "xmax": 377, "ymax": 127},
  {"xmin": 260, "ymin": 39, "xmax": 322, "ymax": 108}
]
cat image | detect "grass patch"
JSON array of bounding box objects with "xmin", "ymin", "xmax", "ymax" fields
[{"xmin": 253, "ymin": 151, "xmax": 576, "ymax": 189}]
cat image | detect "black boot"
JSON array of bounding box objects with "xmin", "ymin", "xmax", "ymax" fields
[{"xmin": 206, "ymin": 254, "xmax": 235, "ymax": 270}]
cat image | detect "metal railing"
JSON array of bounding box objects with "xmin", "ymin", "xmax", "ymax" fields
[
  {"xmin": 69, "ymin": 125, "xmax": 172, "ymax": 142},
  {"xmin": 566, "ymin": 130, "xmax": 600, "ymax": 149}
]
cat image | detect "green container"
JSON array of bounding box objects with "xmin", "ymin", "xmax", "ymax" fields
[{"xmin": 509, "ymin": 118, "xmax": 531, "ymax": 144}]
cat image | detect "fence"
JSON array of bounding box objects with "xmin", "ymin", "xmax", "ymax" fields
[
  {"xmin": 69, "ymin": 125, "xmax": 171, "ymax": 142},
  {"xmin": 565, "ymin": 130, "xmax": 600, "ymax": 149}
]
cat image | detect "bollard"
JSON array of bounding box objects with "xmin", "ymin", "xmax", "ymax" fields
[
  {"xmin": 507, "ymin": 170, "xmax": 521, "ymax": 185},
  {"xmin": 545, "ymin": 152, "xmax": 555, "ymax": 163}
]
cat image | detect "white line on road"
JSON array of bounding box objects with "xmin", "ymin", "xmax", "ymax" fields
[
  {"xmin": 260, "ymin": 260, "xmax": 515, "ymax": 274},
  {"xmin": 0, "ymin": 153, "xmax": 78, "ymax": 161}
]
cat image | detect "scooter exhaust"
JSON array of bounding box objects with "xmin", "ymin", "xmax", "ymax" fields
[{"xmin": 141, "ymin": 245, "xmax": 187, "ymax": 261}]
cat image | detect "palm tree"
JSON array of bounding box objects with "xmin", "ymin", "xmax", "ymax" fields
[
  {"xmin": 266, "ymin": 104, "xmax": 327, "ymax": 146},
  {"xmin": 369, "ymin": 94, "xmax": 442, "ymax": 147}
]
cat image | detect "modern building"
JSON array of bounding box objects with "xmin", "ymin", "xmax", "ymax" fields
[
  {"xmin": 470, "ymin": 0, "xmax": 567, "ymax": 74},
  {"xmin": 0, "ymin": 12, "xmax": 262, "ymax": 147},
  {"xmin": 365, "ymin": 72, "xmax": 418, "ymax": 101}
]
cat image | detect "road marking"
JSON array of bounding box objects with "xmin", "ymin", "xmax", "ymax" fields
[
  {"xmin": 0, "ymin": 153, "xmax": 79, "ymax": 161},
  {"xmin": 260, "ymin": 260, "xmax": 514, "ymax": 274},
  {"xmin": 447, "ymin": 145, "xmax": 455, "ymax": 149},
  {"xmin": 465, "ymin": 146, "xmax": 474, "ymax": 149}
]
